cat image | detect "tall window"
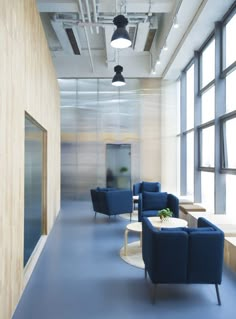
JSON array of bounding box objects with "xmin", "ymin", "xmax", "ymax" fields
[
  {"xmin": 186, "ymin": 132, "xmax": 194, "ymax": 197},
  {"xmin": 201, "ymin": 172, "xmax": 215, "ymax": 213},
  {"xmin": 201, "ymin": 86, "xmax": 215, "ymax": 123},
  {"xmin": 226, "ymin": 175, "xmax": 236, "ymax": 220},
  {"xmin": 24, "ymin": 115, "xmax": 46, "ymax": 266},
  {"xmin": 201, "ymin": 39, "xmax": 215, "ymax": 88},
  {"xmin": 199, "ymin": 125, "xmax": 215, "ymax": 168},
  {"xmin": 226, "ymin": 70, "xmax": 236, "ymax": 112},
  {"xmin": 186, "ymin": 64, "xmax": 194, "ymax": 130},
  {"xmin": 179, "ymin": 5, "xmax": 235, "ymax": 215},
  {"xmin": 225, "ymin": 13, "xmax": 236, "ymax": 68},
  {"xmin": 185, "ymin": 64, "xmax": 195, "ymax": 199},
  {"xmin": 221, "ymin": 115, "xmax": 236, "ymax": 170},
  {"xmin": 223, "ymin": 10, "xmax": 236, "ymax": 218}
]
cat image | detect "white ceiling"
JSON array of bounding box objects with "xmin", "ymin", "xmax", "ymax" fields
[{"xmin": 37, "ymin": 0, "xmax": 235, "ymax": 80}]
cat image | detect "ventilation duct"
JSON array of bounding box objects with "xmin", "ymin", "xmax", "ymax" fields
[
  {"xmin": 65, "ymin": 28, "xmax": 81, "ymax": 55},
  {"xmin": 144, "ymin": 29, "xmax": 157, "ymax": 51}
]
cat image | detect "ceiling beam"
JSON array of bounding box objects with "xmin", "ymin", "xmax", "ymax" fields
[
  {"xmin": 98, "ymin": 0, "xmax": 174, "ymax": 13},
  {"xmin": 104, "ymin": 25, "xmax": 116, "ymax": 66},
  {"xmin": 37, "ymin": 0, "xmax": 78, "ymax": 13}
]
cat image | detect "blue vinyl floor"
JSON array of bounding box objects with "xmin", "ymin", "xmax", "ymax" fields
[{"xmin": 13, "ymin": 200, "xmax": 236, "ymax": 319}]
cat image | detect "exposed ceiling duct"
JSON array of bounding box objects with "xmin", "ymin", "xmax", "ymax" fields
[{"xmin": 65, "ymin": 28, "xmax": 81, "ymax": 55}]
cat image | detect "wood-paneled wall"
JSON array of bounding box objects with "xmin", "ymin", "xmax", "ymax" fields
[{"xmin": 0, "ymin": 1, "xmax": 61, "ymax": 318}]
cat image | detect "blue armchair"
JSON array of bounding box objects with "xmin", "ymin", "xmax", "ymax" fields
[
  {"xmin": 133, "ymin": 181, "xmax": 161, "ymax": 195},
  {"xmin": 142, "ymin": 217, "xmax": 224, "ymax": 304},
  {"xmin": 133, "ymin": 181, "xmax": 161, "ymax": 210},
  {"xmin": 90, "ymin": 188, "xmax": 133, "ymax": 220},
  {"xmin": 138, "ymin": 191, "xmax": 179, "ymax": 222}
]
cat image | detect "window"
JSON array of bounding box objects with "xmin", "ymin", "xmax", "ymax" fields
[
  {"xmin": 186, "ymin": 64, "xmax": 194, "ymax": 130},
  {"xmin": 226, "ymin": 70, "xmax": 236, "ymax": 112},
  {"xmin": 201, "ymin": 39, "xmax": 215, "ymax": 88},
  {"xmin": 221, "ymin": 114, "xmax": 236, "ymax": 170},
  {"xmin": 201, "ymin": 172, "xmax": 214, "ymax": 213},
  {"xmin": 179, "ymin": 5, "xmax": 235, "ymax": 215},
  {"xmin": 225, "ymin": 13, "xmax": 236, "ymax": 69},
  {"xmin": 201, "ymin": 86, "xmax": 215, "ymax": 123},
  {"xmin": 186, "ymin": 132, "xmax": 194, "ymax": 198},
  {"xmin": 199, "ymin": 125, "xmax": 215, "ymax": 168},
  {"xmin": 226, "ymin": 175, "xmax": 236, "ymax": 220}
]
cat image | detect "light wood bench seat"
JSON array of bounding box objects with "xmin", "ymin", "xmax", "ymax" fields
[{"xmin": 224, "ymin": 237, "xmax": 236, "ymax": 272}]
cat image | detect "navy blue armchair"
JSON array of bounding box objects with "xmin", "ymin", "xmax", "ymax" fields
[
  {"xmin": 133, "ymin": 181, "xmax": 161, "ymax": 210},
  {"xmin": 138, "ymin": 191, "xmax": 179, "ymax": 222},
  {"xmin": 142, "ymin": 217, "xmax": 224, "ymax": 304},
  {"xmin": 133, "ymin": 181, "xmax": 161, "ymax": 196},
  {"xmin": 90, "ymin": 188, "xmax": 133, "ymax": 220}
]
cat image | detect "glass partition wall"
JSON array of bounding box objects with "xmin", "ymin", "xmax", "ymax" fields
[
  {"xmin": 60, "ymin": 78, "xmax": 161, "ymax": 200},
  {"xmin": 24, "ymin": 114, "xmax": 46, "ymax": 266}
]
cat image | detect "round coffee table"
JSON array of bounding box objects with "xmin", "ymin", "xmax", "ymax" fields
[
  {"xmin": 124, "ymin": 222, "xmax": 142, "ymax": 256},
  {"xmin": 148, "ymin": 216, "xmax": 188, "ymax": 229}
]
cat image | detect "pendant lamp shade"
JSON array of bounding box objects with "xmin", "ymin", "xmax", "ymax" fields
[
  {"xmin": 111, "ymin": 15, "xmax": 132, "ymax": 49},
  {"xmin": 112, "ymin": 65, "xmax": 126, "ymax": 86}
]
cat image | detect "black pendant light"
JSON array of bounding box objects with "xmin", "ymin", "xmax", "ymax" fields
[
  {"xmin": 111, "ymin": 15, "xmax": 132, "ymax": 49},
  {"xmin": 112, "ymin": 65, "xmax": 126, "ymax": 86}
]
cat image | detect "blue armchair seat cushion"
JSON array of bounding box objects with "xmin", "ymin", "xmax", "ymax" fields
[{"xmin": 143, "ymin": 191, "xmax": 168, "ymax": 211}]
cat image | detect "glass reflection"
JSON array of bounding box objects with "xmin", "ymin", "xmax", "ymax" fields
[{"xmin": 24, "ymin": 117, "xmax": 44, "ymax": 266}]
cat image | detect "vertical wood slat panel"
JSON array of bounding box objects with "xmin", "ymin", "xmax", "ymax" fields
[{"xmin": 0, "ymin": 1, "xmax": 60, "ymax": 318}]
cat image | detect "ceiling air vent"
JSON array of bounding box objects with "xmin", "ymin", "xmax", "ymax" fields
[
  {"xmin": 65, "ymin": 28, "xmax": 81, "ymax": 55},
  {"xmin": 128, "ymin": 26, "xmax": 136, "ymax": 48},
  {"xmin": 144, "ymin": 29, "xmax": 157, "ymax": 51}
]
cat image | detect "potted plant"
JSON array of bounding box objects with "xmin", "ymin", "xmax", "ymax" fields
[
  {"xmin": 119, "ymin": 166, "xmax": 128, "ymax": 174},
  {"xmin": 158, "ymin": 208, "xmax": 173, "ymax": 222}
]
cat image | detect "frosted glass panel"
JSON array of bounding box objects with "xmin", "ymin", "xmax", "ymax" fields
[{"xmin": 60, "ymin": 79, "xmax": 160, "ymax": 200}]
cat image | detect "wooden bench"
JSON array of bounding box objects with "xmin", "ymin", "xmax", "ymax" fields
[
  {"xmin": 179, "ymin": 203, "xmax": 207, "ymax": 225},
  {"xmin": 224, "ymin": 237, "xmax": 236, "ymax": 272}
]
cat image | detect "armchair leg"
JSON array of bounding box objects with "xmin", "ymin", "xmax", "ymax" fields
[
  {"xmin": 94, "ymin": 212, "xmax": 97, "ymax": 218},
  {"xmin": 215, "ymin": 284, "xmax": 221, "ymax": 305},
  {"xmin": 130, "ymin": 212, "xmax": 132, "ymax": 222},
  {"xmin": 144, "ymin": 267, "xmax": 147, "ymax": 279},
  {"xmin": 152, "ymin": 284, "xmax": 157, "ymax": 304}
]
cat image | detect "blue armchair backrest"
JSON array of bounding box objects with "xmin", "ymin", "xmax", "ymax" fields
[
  {"xmin": 138, "ymin": 192, "xmax": 179, "ymax": 221},
  {"xmin": 133, "ymin": 181, "xmax": 161, "ymax": 195}
]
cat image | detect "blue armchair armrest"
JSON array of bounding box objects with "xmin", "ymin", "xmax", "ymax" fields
[{"xmin": 167, "ymin": 194, "xmax": 179, "ymax": 218}]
